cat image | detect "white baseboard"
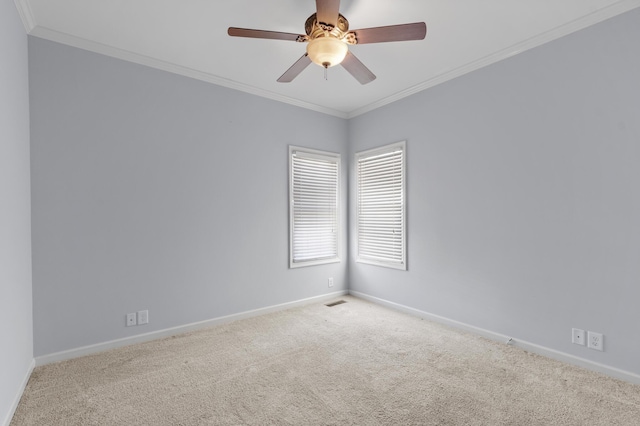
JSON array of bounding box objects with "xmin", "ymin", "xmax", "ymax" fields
[
  {"xmin": 2, "ymin": 358, "xmax": 35, "ymax": 426},
  {"xmin": 36, "ymin": 290, "xmax": 348, "ymax": 366},
  {"xmin": 349, "ymin": 290, "xmax": 640, "ymax": 386}
]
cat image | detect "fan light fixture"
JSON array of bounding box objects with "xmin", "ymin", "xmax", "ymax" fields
[
  {"xmin": 228, "ymin": 0, "xmax": 427, "ymax": 84},
  {"xmin": 306, "ymin": 37, "xmax": 348, "ymax": 68}
]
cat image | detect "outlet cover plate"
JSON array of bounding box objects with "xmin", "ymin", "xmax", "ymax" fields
[
  {"xmin": 126, "ymin": 313, "xmax": 136, "ymax": 327},
  {"xmin": 572, "ymin": 328, "xmax": 585, "ymax": 345},
  {"xmin": 137, "ymin": 310, "xmax": 149, "ymax": 325},
  {"xmin": 328, "ymin": 277, "xmax": 334, "ymax": 288},
  {"xmin": 587, "ymin": 331, "xmax": 604, "ymax": 351}
]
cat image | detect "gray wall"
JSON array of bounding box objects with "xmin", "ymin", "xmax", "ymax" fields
[
  {"xmin": 0, "ymin": 0, "xmax": 33, "ymax": 423},
  {"xmin": 26, "ymin": 5, "xmax": 640, "ymax": 378},
  {"xmin": 29, "ymin": 37, "xmax": 348, "ymax": 356},
  {"xmin": 348, "ymin": 8, "xmax": 640, "ymax": 375}
]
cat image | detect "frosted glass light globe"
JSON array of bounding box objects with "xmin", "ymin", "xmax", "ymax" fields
[{"xmin": 306, "ymin": 37, "xmax": 348, "ymax": 68}]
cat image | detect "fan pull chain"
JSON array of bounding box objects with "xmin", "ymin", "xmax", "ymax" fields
[{"xmin": 324, "ymin": 66, "xmax": 328, "ymax": 81}]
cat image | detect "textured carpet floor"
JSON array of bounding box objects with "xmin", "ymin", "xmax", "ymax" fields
[{"xmin": 12, "ymin": 296, "xmax": 640, "ymax": 425}]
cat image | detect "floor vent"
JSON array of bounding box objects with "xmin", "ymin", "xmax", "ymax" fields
[{"xmin": 325, "ymin": 300, "xmax": 347, "ymax": 307}]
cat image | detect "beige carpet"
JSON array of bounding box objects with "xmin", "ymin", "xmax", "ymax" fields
[{"xmin": 12, "ymin": 296, "xmax": 640, "ymax": 425}]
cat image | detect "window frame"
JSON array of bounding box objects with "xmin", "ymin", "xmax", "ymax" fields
[
  {"xmin": 355, "ymin": 141, "xmax": 407, "ymax": 270},
  {"xmin": 289, "ymin": 145, "xmax": 341, "ymax": 269}
]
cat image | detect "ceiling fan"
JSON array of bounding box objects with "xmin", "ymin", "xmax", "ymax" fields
[{"xmin": 228, "ymin": 0, "xmax": 427, "ymax": 84}]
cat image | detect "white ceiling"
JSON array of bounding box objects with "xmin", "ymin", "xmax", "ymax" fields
[{"xmin": 15, "ymin": 0, "xmax": 640, "ymax": 118}]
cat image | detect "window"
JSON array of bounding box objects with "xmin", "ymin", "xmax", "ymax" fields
[
  {"xmin": 289, "ymin": 146, "xmax": 340, "ymax": 268},
  {"xmin": 356, "ymin": 141, "xmax": 406, "ymax": 270}
]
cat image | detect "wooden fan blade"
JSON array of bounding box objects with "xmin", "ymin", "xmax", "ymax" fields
[
  {"xmin": 277, "ymin": 54, "xmax": 312, "ymax": 83},
  {"xmin": 341, "ymin": 51, "xmax": 376, "ymax": 85},
  {"xmin": 316, "ymin": 0, "xmax": 340, "ymax": 26},
  {"xmin": 349, "ymin": 22, "xmax": 426, "ymax": 44},
  {"xmin": 228, "ymin": 27, "xmax": 304, "ymax": 41}
]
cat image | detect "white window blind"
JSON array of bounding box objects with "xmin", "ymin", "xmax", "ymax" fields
[
  {"xmin": 289, "ymin": 146, "xmax": 340, "ymax": 268},
  {"xmin": 356, "ymin": 141, "xmax": 406, "ymax": 270}
]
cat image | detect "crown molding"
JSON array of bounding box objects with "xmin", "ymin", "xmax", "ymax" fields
[
  {"xmin": 28, "ymin": 25, "xmax": 348, "ymax": 119},
  {"xmin": 22, "ymin": 0, "xmax": 640, "ymax": 120},
  {"xmin": 13, "ymin": 0, "xmax": 36, "ymax": 32},
  {"xmin": 347, "ymin": 0, "xmax": 640, "ymax": 118}
]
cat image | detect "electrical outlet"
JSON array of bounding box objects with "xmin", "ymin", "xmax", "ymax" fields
[
  {"xmin": 572, "ymin": 328, "xmax": 585, "ymax": 346},
  {"xmin": 328, "ymin": 277, "xmax": 334, "ymax": 288},
  {"xmin": 137, "ymin": 310, "xmax": 149, "ymax": 325},
  {"xmin": 587, "ymin": 331, "xmax": 604, "ymax": 351},
  {"xmin": 126, "ymin": 313, "xmax": 137, "ymax": 327}
]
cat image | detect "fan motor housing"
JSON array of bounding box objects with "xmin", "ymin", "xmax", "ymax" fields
[{"xmin": 305, "ymin": 13, "xmax": 349, "ymax": 37}]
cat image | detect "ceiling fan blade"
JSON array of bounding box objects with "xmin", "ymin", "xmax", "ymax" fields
[
  {"xmin": 316, "ymin": 0, "xmax": 341, "ymax": 26},
  {"xmin": 349, "ymin": 22, "xmax": 426, "ymax": 44},
  {"xmin": 277, "ymin": 54, "xmax": 312, "ymax": 83},
  {"xmin": 341, "ymin": 51, "xmax": 376, "ymax": 85},
  {"xmin": 228, "ymin": 27, "xmax": 304, "ymax": 42}
]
